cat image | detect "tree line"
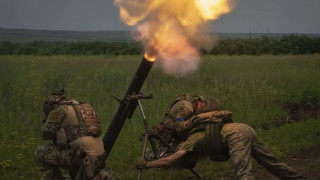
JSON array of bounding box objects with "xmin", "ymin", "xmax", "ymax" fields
[{"xmin": 1, "ymin": 35, "xmax": 319, "ymax": 56}]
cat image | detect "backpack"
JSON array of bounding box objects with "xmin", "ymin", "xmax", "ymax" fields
[
  {"xmin": 61, "ymin": 100, "xmax": 102, "ymax": 142},
  {"xmin": 73, "ymin": 102, "xmax": 102, "ymax": 137}
]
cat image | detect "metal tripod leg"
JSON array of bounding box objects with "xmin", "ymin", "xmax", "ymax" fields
[
  {"xmin": 138, "ymin": 132, "xmax": 149, "ymax": 180},
  {"xmin": 137, "ymin": 99, "xmax": 160, "ymax": 180},
  {"xmin": 137, "ymin": 99, "xmax": 159, "ymax": 158}
]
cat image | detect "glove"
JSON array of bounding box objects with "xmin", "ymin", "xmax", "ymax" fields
[{"xmin": 136, "ymin": 159, "xmax": 148, "ymax": 169}]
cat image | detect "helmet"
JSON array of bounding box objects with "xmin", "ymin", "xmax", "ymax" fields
[
  {"xmin": 43, "ymin": 89, "xmax": 66, "ymax": 117},
  {"xmin": 168, "ymin": 100, "xmax": 194, "ymax": 121},
  {"xmin": 203, "ymin": 98, "xmax": 220, "ymax": 112}
]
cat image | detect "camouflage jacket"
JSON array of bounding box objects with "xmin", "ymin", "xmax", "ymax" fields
[{"xmin": 41, "ymin": 105, "xmax": 79, "ymax": 141}]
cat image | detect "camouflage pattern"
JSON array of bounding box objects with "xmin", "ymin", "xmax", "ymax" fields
[
  {"xmin": 158, "ymin": 96, "xmax": 222, "ymax": 143},
  {"xmin": 166, "ymin": 94, "xmax": 220, "ymax": 117},
  {"xmin": 41, "ymin": 105, "xmax": 69, "ymax": 141},
  {"xmin": 43, "ymin": 89, "xmax": 66, "ymax": 118},
  {"xmin": 168, "ymin": 100, "xmax": 194, "ymax": 120},
  {"xmin": 177, "ymin": 123, "xmax": 306, "ymax": 179},
  {"xmin": 35, "ymin": 145, "xmax": 75, "ymax": 180},
  {"xmin": 222, "ymin": 123, "xmax": 306, "ymax": 180},
  {"xmin": 155, "ymin": 116, "xmax": 176, "ymax": 145},
  {"xmin": 72, "ymin": 102, "xmax": 101, "ymax": 138},
  {"xmin": 154, "ymin": 95, "xmax": 305, "ymax": 179},
  {"xmin": 168, "ymin": 94, "xmax": 204, "ymax": 112},
  {"xmin": 58, "ymin": 101, "xmax": 102, "ymax": 142},
  {"xmin": 36, "ymin": 100, "xmax": 107, "ymax": 180},
  {"xmin": 166, "ymin": 97, "xmax": 225, "ymax": 141},
  {"xmin": 175, "ymin": 120, "xmax": 193, "ymax": 141},
  {"xmin": 34, "ymin": 145, "xmax": 107, "ymax": 180}
]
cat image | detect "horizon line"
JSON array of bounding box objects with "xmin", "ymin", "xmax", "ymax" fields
[{"xmin": 1, "ymin": 27, "xmax": 319, "ymax": 35}]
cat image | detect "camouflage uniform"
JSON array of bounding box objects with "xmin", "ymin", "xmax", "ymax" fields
[
  {"xmin": 158, "ymin": 96, "xmax": 306, "ymax": 179},
  {"xmin": 222, "ymin": 123, "xmax": 305, "ymax": 180},
  {"xmin": 35, "ymin": 101, "xmax": 107, "ymax": 180},
  {"xmin": 178, "ymin": 123, "xmax": 306, "ymax": 180}
]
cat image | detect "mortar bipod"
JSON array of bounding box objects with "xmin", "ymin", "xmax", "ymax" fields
[
  {"xmin": 129, "ymin": 93, "xmax": 160, "ymax": 159},
  {"xmin": 132, "ymin": 93, "xmax": 160, "ymax": 180}
]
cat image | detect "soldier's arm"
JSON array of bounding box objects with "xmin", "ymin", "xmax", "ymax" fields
[
  {"xmin": 146, "ymin": 150, "xmax": 187, "ymax": 168},
  {"xmin": 41, "ymin": 107, "xmax": 65, "ymax": 140},
  {"xmin": 41, "ymin": 122, "xmax": 60, "ymax": 140}
]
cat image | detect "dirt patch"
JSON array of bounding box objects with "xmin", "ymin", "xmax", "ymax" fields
[
  {"xmin": 283, "ymin": 101, "xmax": 320, "ymax": 122},
  {"xmin": 285, "ymin": 145, "xmax": 320, "ymax": 180},
  {"xmin": 255, "ymin": 100, "xmax": 320, "ymax": 130},
  {"xmin": 219, "ymin": 146, "xmax": 320, "ymax": 180},
  {"xmin": 259, "ymin": 101, "xmax": 320, "ymax": 130}
]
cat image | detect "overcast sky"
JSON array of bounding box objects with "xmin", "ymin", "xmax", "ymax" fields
[{"xmin": 0, "ymin": 0, "xmax": 319, "ymax": 34}]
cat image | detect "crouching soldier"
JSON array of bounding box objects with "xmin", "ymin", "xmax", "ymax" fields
[
  {"xmin": 137, "ymin": 94, "xmax": 306, "ymax": 180},
  {"xmin": 35, "ymin": 90, "xmax": 111, "ymax": 180}
]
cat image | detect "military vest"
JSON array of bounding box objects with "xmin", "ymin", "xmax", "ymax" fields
[
  {"xmin": 61, "ymin": 101, "xmax": 102, "ymax": 142},
  {"xmin": 185, "ymin": 111, "xmax": 233, "ymax": 161}
]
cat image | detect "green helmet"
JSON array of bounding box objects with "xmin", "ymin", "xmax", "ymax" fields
[{"xmin": 43, "ymin": 89, "xmax": 66, "ymax": 117}]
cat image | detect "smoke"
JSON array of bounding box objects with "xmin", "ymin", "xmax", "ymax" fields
[
  {"xmin": 134, "ymin": 20, "xmax": 201, "ymax": 77},
  {"xmin": 114, "ymin": 0, "xmax": 234, "ymax": 77}
]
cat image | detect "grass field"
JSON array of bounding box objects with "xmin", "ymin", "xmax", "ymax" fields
[{"xmin": 0, "ymin": 55, "xmax": 319, "ymax": 179}]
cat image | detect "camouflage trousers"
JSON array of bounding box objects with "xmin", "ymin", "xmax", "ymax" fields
[
  {"xmin": 35, "ymin": 145, "xmax": 106, "ymax": 180},
  {"xmin": 222, "ymin": 123, "xmax": 306, "ymax": 180}
]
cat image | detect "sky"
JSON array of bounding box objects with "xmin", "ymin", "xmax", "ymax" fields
[{"xmin": 0, "ymin": 0, "xmax": 319, "ymax": 34}]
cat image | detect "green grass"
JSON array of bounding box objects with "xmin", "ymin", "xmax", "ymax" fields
[
  {"xmin": 259, "ymin": 118, "xmax": 320, "ymax": 156},
  {"xmin": 0, "ymin": 55, "xmax": 319, "ymax": 179}
]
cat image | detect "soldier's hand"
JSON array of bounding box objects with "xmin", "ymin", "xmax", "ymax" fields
[{"xmin": 136, "ymin": 159, "xmax": 148, "ymax": 169}]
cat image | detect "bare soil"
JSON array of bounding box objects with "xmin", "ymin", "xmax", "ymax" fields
[
  {"xmin": 222, "ymin": 145, "xmax": 320, "ymax": 180},
  {"xmin": 284, "ymin": 145, "xmax": 320, "ymax": 180}
]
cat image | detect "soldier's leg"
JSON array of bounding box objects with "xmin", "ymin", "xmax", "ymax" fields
[
  {"xmin": 35, "ymin": 145, "xmax": 65, "ymax": 180},
  {"xmin": 35, "ymin": 145, "xmax": 75, "ymax": 180},
  {"xmin": 69, "ymin": 149, "xmax": 108, "ymax": 180},
  {"xmin": 251, "ymin": 140, "xmax": 306, "ymax": 179},
  {"xmin": 225, "ymin": 123, "xmax": 256, "ymax": 180}
]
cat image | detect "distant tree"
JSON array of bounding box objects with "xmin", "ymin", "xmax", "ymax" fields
[{"xmin": 1, "ymin": 36, "xmax": 319, "ymax": 56}]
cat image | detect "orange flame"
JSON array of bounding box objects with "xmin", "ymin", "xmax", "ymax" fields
[
  {"xmin": 114, "ymin": 0, "xmax": 235, "ymax": 76},
  {"xmin": 144, "ymin": 53, "xmax": 156, "ymax": 62}
]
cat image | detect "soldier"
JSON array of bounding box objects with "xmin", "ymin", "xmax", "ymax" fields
[
  {"xmin": 137, "ymin": 94, "xmax": 306, "ymax": 180},
  {"xmin": 35, "ymin": 90, "xmax": 110, "ymax": 180}
]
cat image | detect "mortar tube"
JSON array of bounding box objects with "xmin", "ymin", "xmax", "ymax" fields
[{"xmin": 103, "ymin": 56, "xmax": 155, "ymax": 158}]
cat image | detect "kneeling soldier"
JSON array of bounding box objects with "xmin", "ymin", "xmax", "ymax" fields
[{"xmin": 35, "ymin": 90, "xmax": 109, "ymax": 180}]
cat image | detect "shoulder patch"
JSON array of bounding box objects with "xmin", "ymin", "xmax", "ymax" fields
[
  {"xmin": 47, "ymin": 112, "xmax": 60, "ymax": 123},
  {"xmin": 47, "ymin": 107, "xmax": 65, "ymax": 123}
]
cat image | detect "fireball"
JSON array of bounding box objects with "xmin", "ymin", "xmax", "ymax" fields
[{"xmin": 114, "ymin": 0, "xmax": 235, "ymax": 76}]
